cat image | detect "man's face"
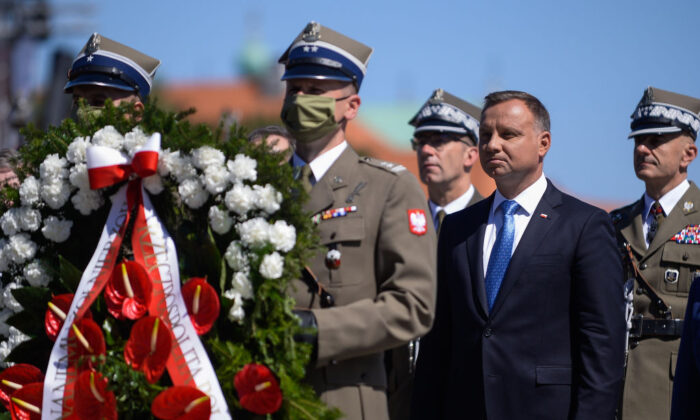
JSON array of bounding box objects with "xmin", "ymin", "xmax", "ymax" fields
[
  {"xmin": 284, "ymin": 78, "xmax": 357, "ymax": 123},
  {"xmin": 479, "ymin": 99, "xmax": 549, "ymax": 184},
  {"xmin": 71, "ymin": 85, "xmax": 141, "ymax": 108},
  {"xmin": 633, "ymin": 132, "xmax": 696, "ymax": 184},
  {"xmin": 413, "ymin": 131, "xmax": 476, "ymax": 187}
]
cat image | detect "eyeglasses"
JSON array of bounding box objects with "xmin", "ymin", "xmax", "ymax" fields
[{"xmin": 410, "ymin": 133, "xmax": 474, "ymax": 151}]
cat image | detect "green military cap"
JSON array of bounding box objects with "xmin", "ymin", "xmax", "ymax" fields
[
  {"xmin": 65, "ymin": 33, "xmax": 161, "ymax": 99},
  {"xmin": 629, "ymin": 86, "xmax": 700, "ymax": 140},
  {"xmin": 278, "ymin": 22, "xmax": 373, "ymax": 90},
  {"xmin": 409, "ymin": 89, "xmax": 481, "ymax": 144}
]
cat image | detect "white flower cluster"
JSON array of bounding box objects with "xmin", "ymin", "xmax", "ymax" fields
[{"xmin": 0, "ymin": 326, "xmax": 30, "ymax": 367}]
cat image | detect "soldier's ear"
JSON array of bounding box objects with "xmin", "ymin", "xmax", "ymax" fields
[{"xmin": 680, "ymin": 138, "xmax": 698, "ymax": 169}]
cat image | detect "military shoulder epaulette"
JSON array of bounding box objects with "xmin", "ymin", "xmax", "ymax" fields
[{"xmin": 360, "ymin": 156, "xmax": 406, "ymax": 174}]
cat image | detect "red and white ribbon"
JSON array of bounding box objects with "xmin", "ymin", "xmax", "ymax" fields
[{"xmin": 42, "ymin": 134, "xmax": 231, "ymax": 419}]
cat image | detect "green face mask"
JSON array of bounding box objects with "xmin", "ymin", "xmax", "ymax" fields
[
  {"xmin": 71, "ymin": 105, "xmax": 103, "ymax": 121},
  {"xmin": 280, "ymin": 94, "xmax": 344, "ymax": 143}
]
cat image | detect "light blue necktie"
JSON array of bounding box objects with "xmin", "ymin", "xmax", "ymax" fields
[{"xmin": 485, "ymin": 200, "xmax": 520, "ymax": 310}]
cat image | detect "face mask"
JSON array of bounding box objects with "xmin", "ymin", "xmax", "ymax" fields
[
  {"xmin": 71, "ymin": 105, "xmax": 103, "ymax": 121},
  {"xmin": 280, "ymin": 94, "xmax": 346, "ymax": 143}
]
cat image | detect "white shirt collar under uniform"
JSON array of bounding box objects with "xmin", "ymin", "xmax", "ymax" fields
[
  {"xmin": 642, "ymin": 179, "xmax": 690, "ymax": 248},
  {"xmin": 483, "ymin": 173, "xmax": 548, "ymax": 277},
  {"xmin": 429, "ymin": 185, "xmax": 475, "ymax": 229},
  {"xmin": 292, "ymin": 140, "xmax": 348, "ymax": 185}
]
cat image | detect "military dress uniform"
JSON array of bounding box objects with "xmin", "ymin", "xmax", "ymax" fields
[
  {"xmin": 387, "ymin": 88, "xmax": 483, "ymax": 420},
  {"xmin": 279, "ymin": 23, "xmax": 437, "ymax": 420},
  {"xmin": 613, "ymin": 87, "xmax": 700, "ymax": 420}
]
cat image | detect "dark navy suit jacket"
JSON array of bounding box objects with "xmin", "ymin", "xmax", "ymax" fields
[
  {"xmin": 671, "ymin": 278, "xmax": 700, "ymax": 419},
  {"xmin": 411, "ymin": 180, "xmax": 626, "ymax": 420}
]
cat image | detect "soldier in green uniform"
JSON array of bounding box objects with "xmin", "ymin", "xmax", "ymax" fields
[
  {"xmin": 278, "ymin": 22, "xmax": 437, "ymax": 419},
  {"xmin": 612, "ymin": 87, "xmax": 700, "ymax": 419},
  {"xmin": 64, "ymin": 33, "xmax": 160, "ymax": 112},
  {"xmin": 386, "ymin": 89, "xmax": 483, "ymax": 420}
]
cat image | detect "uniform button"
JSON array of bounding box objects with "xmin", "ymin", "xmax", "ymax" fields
[
  {"xmin": 636, "ymin": 287, "xmax": 645, "ymax": 295},
  {"xmin": 484, "ymin": 328, "xmax": 493, "ymax": 337},
  {"xmin": 640, "ymin": 263, "xmax": 647, "ymax": 270},
  {"xmin": 330, "ymin": 359, "xmax": 338, "ymax": 365},
  {"xmin": 683, "ymin": 253, "xmax": 689, "ymax": 261}
]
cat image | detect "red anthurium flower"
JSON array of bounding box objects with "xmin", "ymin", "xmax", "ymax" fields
[
  {"xmin": 44, "ymin": 294, "xmax": 92, "ymax": 342},
  {"xmin": 151, "ymin": 386, "xmax": 211, "ymax": 420},
  {"xmin": 104, "ymin": 260, "xmax": 153, "ymax": 320},
  {"xmin": 234, "ymin": 363, "xmax": 283, "ymax": 415},
  {"xmin": 67, "ymin": 318, "xmax": 106, "ymax": 371},
  {"xmin": 0, "ymin": 364, "xmax": 44, "ymax": 410},
  {"xmin": 124, "ymin": 316, "xmax": 172, "ymax": 383},
  {"xmin": 73, "ymin": 371, "xmax": 117, "ymax": 420},
  {"xmin": 9, "ymin": 381, "xmax": 42, "ymax": 420},
  {"xmin": 181, "ymin": 278, "xmax": 219, "ymax": 335}
]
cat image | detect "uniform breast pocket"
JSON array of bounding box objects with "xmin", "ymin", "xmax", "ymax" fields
[
  {"xmin": 660, "ymin": 242, "xmax": 700, "ymax": 295},
  {"xmin": 319, "ymin": 216, "xmax": 365, "ymax": 286}
]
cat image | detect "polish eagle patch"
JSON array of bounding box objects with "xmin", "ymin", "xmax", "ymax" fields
[{"xmin": 408, "ymin": 209, "xmax": 428, "ymax": 236}]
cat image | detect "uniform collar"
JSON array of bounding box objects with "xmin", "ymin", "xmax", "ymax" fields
[
  {"xmin": 292, "ymin": 140, "xmax": 348, "ymax": 183},
  {"xmin": 429, "ymin": 184, "xmax": 475, "ymax": 216},
  {"xmin": 643, "ymin": 179, "xmax": 690, "ymax": 217}
]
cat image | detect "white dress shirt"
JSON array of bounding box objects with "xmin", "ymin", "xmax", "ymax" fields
[
  {"xmin": 428, "ymin": 185, "xmax": 475, "ymax": 231},
  {"xmin": 642, "ymin": 179, "xmax": 689, "ymax": 248},
  {"xmin": 483, "ymin": 173, "xmax": 548, "ymax": 277},
  {"xmin": 292, "ymin": 141, "xmax": 348, "ymax": 185}
]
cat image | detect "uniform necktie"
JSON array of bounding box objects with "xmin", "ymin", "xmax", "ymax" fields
[
  {"xmin": 299, "ymin": 164, "xmax": 314, "ymax": 194},
  {"xmin": 436, "ymin": 209, "xmax": 446, "ymax": 235},
  {"xmin": 485, "ymin": 200, "xmax": 520, "ymax": 311},
  {"xmin": 647, "ymin": 201, "xmax": 665, "ymax": 244}
]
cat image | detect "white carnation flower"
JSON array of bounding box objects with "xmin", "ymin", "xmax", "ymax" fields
[
  {"xmin": 71, "ymin": 189, "xmax": 102, "ymax": 215},
  {"xmin": 224, "ymin": 183, "xmax": 256, "ymax": 216},
  {"xmin": 0, "ymin": 308, "xmax": 13, "ymax": 336},
  {"xmin": 42, "ymin": 216, "xmax": 73, "ymax": 243},
  {"xmin": 178, "ymin": 178, "xmax": 209, "ymax": 209},
  {"xmin": 158, "ymin": 148, "xmax": 175, "ymax": 177},
  {"xmin": 193, "ymin": 146, "xmax": 226, "ymax": 169},
  {"xmin": 202, "ymin": 165, "xmax": 230, "ymax": 194},
  {"xmin": 39, "ymin": 154, "xmax": 68, "ymax": 180},
  {"xmin": 91, "ymin": 125, "xmax": 124, "ymax": 149},
  {"xmin": 227, "ymin": 154, "xmax": 257, "ymax": 182},
  {"xmin": 237, "ymin": 217, "xmax": 270, "ymax": 249},
  {"xmin": 0, "ymin": 341, "xmax": 12, "ymax": 367},
  {"xmin": 2, "ymin": 282, "xmax": 23, "ymax": 312},
  {"xmin": 23, "ymin": 261, "xmax": 51, "ymax": 287},
  {"xmin": 8, "ymin": 326, "xmax": 29, "ymax": 347},
  {"xmin": 69, "ymin": 163, "xmax": 91, "ymax": 190},
  {"xmin": 259, "ymin": 252, "xmax": 284, "ymax": 279},
  {"xmin": 66, "ymin": 136, "xmax": 90, "ymax": 163},
  {"xmin": 224, "ymin": 290, "xmax": 245, "ymax": 323},
  {"xmin": 124, "ymin": 126, "xmax": 149, "ymax": 156},
  {"xmin": 231, "ymin": 271, "xmax": 254, "ymax": 299},
  {"xmin": 209, "ymin": 206, "xmax": 233, "ymax": 235},
  {"xmin": 6, "ymin": 234, "xmax": 37, "ymax": 264},
  {"xmin": 0, "ymin": 239, "xmax": 9, "ymax": 272},
  {"xmin": 171, "ymin": 155, "xmax": 197, "ymax": 183},
  {"xmin": 40, "ymin": 179, "xmax": 72, "ymax": 209},
  {"xmin": 254, "ymin": 184, "xmax": 283, "ymax": 214},
  {"xmin": 143, "ymin": 174, "xmax": 164, "ymax": 195},
  {"xmin": 269, "ymin": 220, "xmax": 296, "ymax": 253},
  {"xmin": 224, "ymin": 241, "xmax": 249, "ymax": 271},
  {"xmin": 18, "ymin": 207, "xmax": 41, "ymax": 232},
  {"xmin": 0, "ymin": 209, "xmax": 21, "ymax": 236},
  {"xmin": 19, "ymin": 176, "xmax": 40, "ymax": 206}
]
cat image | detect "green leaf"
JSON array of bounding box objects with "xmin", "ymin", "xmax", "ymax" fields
[
  {"xmin": 6, "ymin": 336, "xmax": 52, "ymax": 366},
  {"xmin": 6, "ymin": 309, "xmax": 44, "ymax": 336},
  {"xmin": 11, "ymin": 287, "xmax": 51, "ymax": 314},
  {"xmin": 59, "ymin": 255, "xmax": 83, "ymax": 293}
]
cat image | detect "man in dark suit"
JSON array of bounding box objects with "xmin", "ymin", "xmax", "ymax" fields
[{"xmin": 411, "ymin": 90, "xmax": 626, "ymax": 419}]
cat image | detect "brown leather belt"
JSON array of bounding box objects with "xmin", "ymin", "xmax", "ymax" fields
[{"xmin": 629, "ymin": 316, "xmax": 684, "ymax": 338}]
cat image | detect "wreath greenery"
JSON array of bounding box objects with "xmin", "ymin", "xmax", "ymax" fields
[{"xmin": 0, "ymin": 101, "xmax": 340, "ymax": 419}]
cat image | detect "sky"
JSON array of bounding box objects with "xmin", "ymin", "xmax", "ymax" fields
[{"xmin": 36, "ymin": 0, "xmax": 700, "ymax": 205}]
